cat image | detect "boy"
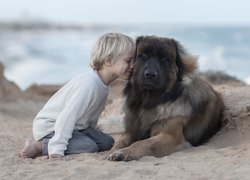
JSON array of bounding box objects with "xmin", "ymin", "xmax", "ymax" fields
[{"xmin": 19, "ymin": 32, "xmax": 135, "ymax": 159}]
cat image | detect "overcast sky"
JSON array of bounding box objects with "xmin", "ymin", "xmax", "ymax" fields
[{"xmin": 0, "ymin": 0, "xmax": 250, "ymax": 25}]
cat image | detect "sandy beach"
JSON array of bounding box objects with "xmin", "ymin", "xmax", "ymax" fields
[{"xmin": 1, "ymin": 62, "xmax": 250, "ymax": 180}]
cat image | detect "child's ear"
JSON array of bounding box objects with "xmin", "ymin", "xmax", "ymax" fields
[{"xmin": 104, "ymin": 57, "xmax": 112, "ymax": 66}]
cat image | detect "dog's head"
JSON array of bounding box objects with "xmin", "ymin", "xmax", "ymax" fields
[{"xmin": 131, "ymin": 35, "xmax": 198, "ymax": 92}]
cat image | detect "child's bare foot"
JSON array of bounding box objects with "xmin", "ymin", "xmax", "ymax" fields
[{"xmin": 19, "ymin": 140, "xmax": 42, "ymax": 158}]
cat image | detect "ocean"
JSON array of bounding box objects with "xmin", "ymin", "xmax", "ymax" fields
[{"xmin": 0, "ymin": 24, "xmax": 249, "ymax": 90}]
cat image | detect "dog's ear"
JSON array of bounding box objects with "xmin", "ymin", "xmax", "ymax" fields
[
  {"xmin": 172, "ymin": 39, "xmax": 184, "ymax": 81},
  {"xmin": 134, "ymin": 36, "xmax": 145, "ymax": 59},
  {"xmin": 136, "ymin": 36, "xmax": 144, "ymax": 46},
  {"xmin": 172, "ymin": 39, "xmax": 198, "ymax": 79}
]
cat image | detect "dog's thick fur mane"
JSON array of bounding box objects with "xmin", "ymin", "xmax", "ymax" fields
[{"xmin": 123, "ymin": 39, "xmax": 198, "ymax": 110}]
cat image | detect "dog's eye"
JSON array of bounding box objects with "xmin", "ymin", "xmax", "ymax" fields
[
  {"xmin": 161, "ymin": 57, "xmax": 169, "ymax": 62},
  {"xmin": 138, "ymin": 53, "xmax": 147, "ymax": 59}
]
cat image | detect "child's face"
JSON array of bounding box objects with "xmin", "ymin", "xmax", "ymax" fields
[{"xmin": 111, "ymin": 51, "xmax": 134, "ymax": 80}]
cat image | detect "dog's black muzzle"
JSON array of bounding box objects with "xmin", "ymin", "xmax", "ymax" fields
[{"xmin": 144, "ymin": 69, "xmax": 158, "ymax": 80}]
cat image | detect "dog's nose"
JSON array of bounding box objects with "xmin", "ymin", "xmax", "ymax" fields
[{"xmin": 144, "ymin": 69, "xmax": 158, "ymax": 80}]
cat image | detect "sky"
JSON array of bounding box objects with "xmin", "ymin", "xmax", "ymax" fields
[{"xmin": 0, "ymin": 0, "xmax": 250, "ymax": 25}]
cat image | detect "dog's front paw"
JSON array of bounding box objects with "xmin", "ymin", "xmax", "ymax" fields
[{"xmin": 108, "ymin": 150, "xmax": 133, "ymax": 162}]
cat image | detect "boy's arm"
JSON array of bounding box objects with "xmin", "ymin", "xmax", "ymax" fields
[{"xmin": 48, "ymin": 83, "xmax": 95, "ymax": 156}]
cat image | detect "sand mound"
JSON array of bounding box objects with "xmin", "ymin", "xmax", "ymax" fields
[
  {"xmin": 0, "ymin": 63, "xmax": 22, "ymax": 99},
  {"xmin": 26, "ymin": 84, "xmax": 61, "ymax": 97}
]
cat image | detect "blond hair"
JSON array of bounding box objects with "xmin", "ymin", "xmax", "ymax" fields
[{"xmin": 89, "ymin": 32, "xmax": 135, "ymax": 70}]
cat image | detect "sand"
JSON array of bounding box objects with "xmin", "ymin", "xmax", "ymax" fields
[{"xmin": 1, "ymin": 64, "xmax": 250, "ymax": 180}]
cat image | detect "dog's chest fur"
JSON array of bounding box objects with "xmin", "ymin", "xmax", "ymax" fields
[{"xmin": 125, "ymin": 98, "xmax": 192, "ymax": 139}]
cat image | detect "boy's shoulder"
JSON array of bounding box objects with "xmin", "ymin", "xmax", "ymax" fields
[
  {"xmin": 72, "ymin": 70, "xmax": 97, "ymax": 81},
  {"xmin": 68, "ymin": 70, "xmax": 100, "ymax": 88},
  {"xmin": 56, "ymin": 69, "xmax": 108, "ymax": 97}
]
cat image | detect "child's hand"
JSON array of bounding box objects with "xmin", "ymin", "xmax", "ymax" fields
[
  {"xmin": 49, "ymin": 154, "xmax": 64, "ymax": 159},
  {"xmin": 39, "ymin": 154, "xmax": 64, "ymax": 160}
]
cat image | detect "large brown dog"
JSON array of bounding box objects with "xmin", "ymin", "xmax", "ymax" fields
[{"xmin": 108, "ymin": 35, "xmax": 224, "ymax": 161}]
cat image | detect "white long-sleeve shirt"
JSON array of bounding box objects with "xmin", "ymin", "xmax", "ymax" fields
[{"xmin": 32, "ymin": 70, "xmax": 109, "ymax": 156}]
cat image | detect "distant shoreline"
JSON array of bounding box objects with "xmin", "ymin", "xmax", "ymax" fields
[
  {"xmin": 1, "ymin": 21, "xmax": 250, "ymax": 31},
  {"xmin": 0, "ymin": 21, "xmax": 119, "ymax": 31}
]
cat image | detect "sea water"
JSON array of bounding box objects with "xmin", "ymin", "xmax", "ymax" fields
[{"xmin": 0, "ymin": 24, "xmax": 249, "ymax": 90}]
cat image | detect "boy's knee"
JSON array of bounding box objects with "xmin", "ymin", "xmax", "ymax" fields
[
  {"xmin": 65, "ymin": 137, "xmax": 99, "ymax": 154},
  {"xmin": 87, "ymin": 141, "xmax": 99, "ymax": 153},
  {"xmin": 99, "ymin": 136, "xmax": 114, "ymax": 151}
]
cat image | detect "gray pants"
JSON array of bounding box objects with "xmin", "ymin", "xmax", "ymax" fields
[{"xmin": 40, "ymin": 127, "xmax": 114, "ymax": 155}]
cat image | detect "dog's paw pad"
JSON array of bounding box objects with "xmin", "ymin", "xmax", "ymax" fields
[{"xmin": 108, "ymin": 150, "xmax": 132, "ymax": 161}]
